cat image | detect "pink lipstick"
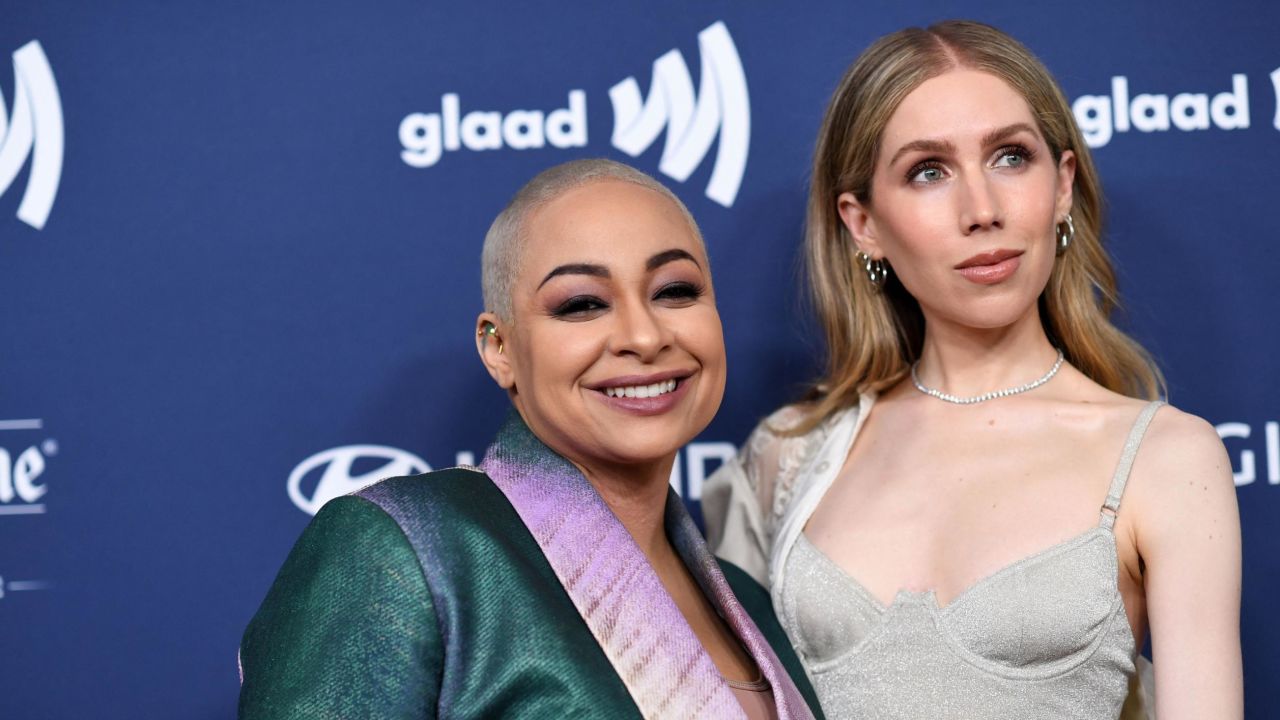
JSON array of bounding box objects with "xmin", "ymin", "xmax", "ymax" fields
[
  {"xmin": 955, "ymin": 249, "xmax": 1023, "ymax": 285},
  {"xmin": 588, "ymin": 370, "xmax": 693, "ymax": 416}
]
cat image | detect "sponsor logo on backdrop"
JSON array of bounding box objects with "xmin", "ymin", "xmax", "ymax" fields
[
  {"xmin": 0, "ymin": 40, "xmax": 63, "ymax": 230},
  {"xmin": 399, "ymin": 21, "xmax": 749, "ymax": 207},
  {"xmin": 1272, "ymin": 67, "xmax": 1280, "ymax": 131},
  {"xmin": 1072, "ymin": 71, "xmax": 1280, "ymax": 148},
  {"xmin": 609, "ymin": 21, "xmax": 749, "ymax": 207},
  {"xmin": 287, "ymin": 441, "xmax": 735, "ymax": 515},
  {"xmin": 1217, "ymin": 420, "xmax": 1280, "ymax": 487},
  {"xmin": 288, "ymin": 445, "xmax": 430, "ymax": 515},
  {"xmin": 0, "ymin": 418, "xmax": 55, "ymax": 600}
]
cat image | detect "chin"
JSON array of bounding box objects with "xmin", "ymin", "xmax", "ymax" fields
[
  {"xmin": 615, "ymin": 428, "xmax": 696, "ymax": 463},
  {"xmin": 942, "ymin": 292, "xmax": 1040, "ymax": 329}
]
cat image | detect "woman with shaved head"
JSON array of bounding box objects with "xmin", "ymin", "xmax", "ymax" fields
[{"xmin": 238, "ymin": 159, "xmax": 823, "ymax": 720}]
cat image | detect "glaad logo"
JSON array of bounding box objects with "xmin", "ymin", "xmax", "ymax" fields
[
  {"xmin": 288, "ymin": 445, "xmax": 429, "ymax": 515},
  {"xmin": 0, "ymin": 40, "xmax": 63, "ymax": 230},
  {"xmin": 609, "ymin": 21, "xmax": 750, "ymax": 207},
  {"xmin": 398, "ymin": 22, "xmax": 750, "ymax": 207},
  {"xmin": 399, "ymin": 91, "xmax": 588, "ymax": 169},
  {"xmin": 1073, "ymin": 74, "xmax": 1251, "ymax": 148}
]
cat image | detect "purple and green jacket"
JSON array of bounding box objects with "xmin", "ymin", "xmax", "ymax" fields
[{"xmin": 238, "ymin": 412, "xmax": 823, "ymax": 719}]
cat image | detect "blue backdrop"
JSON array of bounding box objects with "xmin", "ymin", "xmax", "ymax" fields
[{"xmin": 2, "ymin": 1, "xmax": 1277, "ymax": 717}]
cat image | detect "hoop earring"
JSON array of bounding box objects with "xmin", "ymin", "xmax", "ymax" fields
[
  {"xmin": 1056, "ymin": 214, "xmax": 1075, "ymax": 255},
  {"xmin": 855, "ymin": 251, "xmax": 889, "ymax": 288}
]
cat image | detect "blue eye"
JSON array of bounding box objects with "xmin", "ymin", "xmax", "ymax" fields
[
  {"xmin": 993, "ymin": 145, "xmax": 1034, "ymax": 168},
  {"xmin": 907, "ymin": 162, "xmax": 946, "ymax": 184}
]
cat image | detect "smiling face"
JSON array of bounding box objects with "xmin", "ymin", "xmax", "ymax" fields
[
  {"xmin": 839, "ymin": 69, "xmax": 1076, "ymax": 332},
  {"xmin": 478, "ymin": 179, "xmax": 725, "ymax": 470}
]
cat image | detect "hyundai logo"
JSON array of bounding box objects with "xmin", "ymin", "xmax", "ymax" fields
[{"xmin": 287, "ymin": 445, "xmax": 430, "ymax": 515}]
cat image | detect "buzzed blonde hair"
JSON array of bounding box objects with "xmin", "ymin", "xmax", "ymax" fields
[{"xmin": 481, "ymin": 158, "xmax": 704, "ymax": 321}]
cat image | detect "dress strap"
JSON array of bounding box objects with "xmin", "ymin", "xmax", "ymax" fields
[{"xmin": 1099, "ymin": 401, "xmax": 1165, "ymax": 529}]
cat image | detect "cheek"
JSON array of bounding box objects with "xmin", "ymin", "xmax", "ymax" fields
[
  {"xmin": 874, "ymin": 199, "xmax": 948, "ymax": 258},
  {"xmin": 683, "ymin": 309, "xmax": 724, "ymax": 362},
  {"xmin": 1006, "ymin": 169, "xmax": 1061, "ymax": 220},
  {"xmin": 516, "ymin": 326, "xmax": 602, "ymax": 387}
]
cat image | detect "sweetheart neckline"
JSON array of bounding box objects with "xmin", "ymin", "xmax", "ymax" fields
[{"xmin": 796, "ymin": 526, "xmax": 1117, "ymax": 615}]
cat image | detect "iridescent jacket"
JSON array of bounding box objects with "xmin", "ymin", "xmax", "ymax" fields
[{"xmin": 238, "ymin": 413, "xmax": 822, "ymax": 719}]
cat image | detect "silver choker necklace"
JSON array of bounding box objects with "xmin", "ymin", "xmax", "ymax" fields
[{"xmin": 911, "ymin": 349, "xmax": 1065, "ymax": 405}]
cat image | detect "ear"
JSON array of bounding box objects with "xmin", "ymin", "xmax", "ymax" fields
[
  {"xmin": 1055, "ymin": 150, "xmax": 1077, "ymax": 220},
  {"xmin": 475, "ymin": 313, "xmax": 515, "ymax": 390},
  {"xmin": 837, "ymin": 192, "xmax": 884, "ymax": 259}
]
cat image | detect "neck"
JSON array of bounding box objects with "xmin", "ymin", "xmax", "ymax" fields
[
  {"xmin": 915, "ymin": 308, "xmax": 1059, "ymax": 398},
  {"xmin": 574, "ymin": 457, "xmax": 676, "ymax": 561}
]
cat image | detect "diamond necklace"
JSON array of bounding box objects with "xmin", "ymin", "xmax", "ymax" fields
[{"xmin": 911, "ymin": 349, "xmax": 1065, "ymax": 405}]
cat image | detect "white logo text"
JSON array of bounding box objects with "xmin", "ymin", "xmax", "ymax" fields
[
  {"xmin": 400, "ymin": 91, "xmax": 587, "ymax": 168},
  {"xmin": 1218, "ymin": 421, "xmax": 1280, "ymax": 487},
  {"xmin": 1074, "ymin": 74, "xmax": 1250, "ymax": 148}
]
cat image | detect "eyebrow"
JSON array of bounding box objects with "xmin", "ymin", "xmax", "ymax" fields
[
  {"xmin": 646, "ymin": 248, "xmax": 700, "ymax": 271},
  {"xmin": 886, "ymin": 122, "xmax": 1041, "ymax": 167},
  {"xmin": 536, "ymin": 248, "xmax": 700, "ymax": 290},
  {"xmin": 537, "ymin": 263, "xmax": 609, "ymax": 290},
  {"xmin": 888, "ymin": 138, "xmax": 956, "ymax": 168},
  {"xmin": 980, "ymin": 122, "xmax": 1040, "ymax": 149}
]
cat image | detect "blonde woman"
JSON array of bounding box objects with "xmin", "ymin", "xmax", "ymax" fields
[{"xmin": 705, "ymin": 21, "xmax": 1241, "ymax": 719}]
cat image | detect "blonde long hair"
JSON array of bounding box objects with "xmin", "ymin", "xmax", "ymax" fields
[{"xmin": 793, "ymin": 20, "xmax": 1164, "ymax": 434}]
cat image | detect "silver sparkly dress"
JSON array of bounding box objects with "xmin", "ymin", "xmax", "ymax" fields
[{"xmin": 704, "ymin": 397, "xmax": 1163, "ymax": 720}]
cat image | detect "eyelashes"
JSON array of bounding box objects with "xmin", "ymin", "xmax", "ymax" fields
[
  {"xmin": 906, "ymin": 160, "xmax": 946, "ymax": 184},
  {"xmin": 653, "ymin": 281, "xmax": 703, "ymax": 302},
  {"xmin": 548, "ymin": 281, "xmax": 705, "ymax": 320},
  {"xmin": 904, "ymin": 144, "xmax": 1038, "ymax": 184},
  {"xmin": 551, "ymin": 295, "xmax": 607, "ymax": 318},
  {"xmin": 993, "ymin": 144, "xmax": 1036, "ymax": 167}
]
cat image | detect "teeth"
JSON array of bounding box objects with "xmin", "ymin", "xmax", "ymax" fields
[{"xmin": 604, "ymin": 379, "xmax": 678, "ymax": 399}]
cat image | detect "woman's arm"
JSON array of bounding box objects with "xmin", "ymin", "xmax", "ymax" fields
[
  {"xmin": 238, "ymin": 496, "xmax": 442, "ymax": 719},
  {"xmin": 1133, "ymin": 409, "xmax": 1243, "ymax": 718}
]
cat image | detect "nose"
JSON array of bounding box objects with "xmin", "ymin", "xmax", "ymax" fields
[
  {"xmin": 958, "ymin": 170, "xmax": 1003, "ymax": 235},
  {"xmin": 609, "ymin": 298, "xmax": 671, "ymax": 362}
]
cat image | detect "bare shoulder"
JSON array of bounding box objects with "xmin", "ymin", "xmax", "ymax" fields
[
  {"xmin": 1127, "ymin": 402, "xmax": 1238, "ymax": 540},
  {"xmin": 1138, "ymin": 404, "xmax": 1231, "ymax": 481}
]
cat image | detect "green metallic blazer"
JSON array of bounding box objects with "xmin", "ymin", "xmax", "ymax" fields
[{"xmin": 239, "ymin": 414, "xmax": 823, "ymax": 719}]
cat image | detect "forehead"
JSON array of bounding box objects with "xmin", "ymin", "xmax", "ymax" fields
[
  {"xmin": 519, "ymin": 180, "xmax": 703, "ymax": 277},
  {"xmin": 881, "ymin": 69, "xmax": 1039, "ymax": 151}
]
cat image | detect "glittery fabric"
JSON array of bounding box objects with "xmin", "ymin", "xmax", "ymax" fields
[
  {"xmin": 667, "ymin": 494, "xmax": 816, "ymax": 720},
  {"xmin": 240, "ymin": 411, "xmax": 822, "ymax": 719},
  {"xmin": 482, "ymin": 412, "xmax": 816, "ymax": 720},
  {"xmin": 775, "ymin": 401, "xmax": 1165, "ymax": 720},
  {"xmin": 238, "ymin": 494, "xmax": 441, "ymax": 719},
  {"xmin": 706, "ymin": 397, "xmax": 1165, "ymax": 719}
]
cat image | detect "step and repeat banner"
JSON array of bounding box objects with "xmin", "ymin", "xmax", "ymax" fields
[{"xmin": 2, "ymin": 1, "xmax": 1277, "ymax": 717}]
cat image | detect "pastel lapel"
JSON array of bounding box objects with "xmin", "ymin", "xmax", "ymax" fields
[
  {"xmin": 482, "ymin": 413, "xmax": 808, "ymax": 719},
  {"xmin": 666, "ymin": 492, "xmax": 815, "ymax": 720}
]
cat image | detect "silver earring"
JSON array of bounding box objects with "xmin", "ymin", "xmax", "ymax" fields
[
  {"xmin": 1056, "ymin": 214, "xmax": 1075, "ymax": 254},
  {"xmin": 855, "ymin": 251, "xmax": 889, "ymax": 288}
]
